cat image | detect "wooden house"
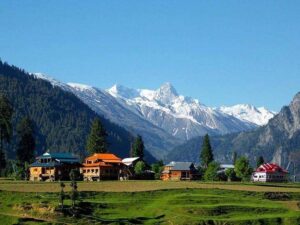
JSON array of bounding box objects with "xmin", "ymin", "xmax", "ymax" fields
[
  {"xmin": 81, "ymin": 153, "xmax": 125, "ymax": 181},
  {"xmin": 29, "ymin": 152, "xmax": 80, "ymax": 181},
  {"xmin": 161, "ymin": 161, "xmax": 198, "ymax": 181},
  {"xmin": 252, "ymin": 163, "xmax": 288, "ymax": 182}
]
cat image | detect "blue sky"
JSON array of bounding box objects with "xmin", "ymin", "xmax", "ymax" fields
[{"xmin": 1, "ymin": 1, "xmax": 300, "ymax": 111}]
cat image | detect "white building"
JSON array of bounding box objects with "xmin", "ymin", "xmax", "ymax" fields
[{"xmin": 252, "ymin": 163, "xmax": 288, "ymax": 182}]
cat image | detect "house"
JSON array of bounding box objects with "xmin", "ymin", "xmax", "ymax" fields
[
  {"xmin": 29, "ymin": 152, "xmax": 80, "ymax": 181},
  {"xmin": 81, "ymin": 153, "xmax": 125, "ymax": 181},
  {"xmin": 160, "ymin": 161, "xmax": 199, "ymax": 181},
  {"xmin": 252, "ymin": 163, "xmax": 288, "ymax": 182}
]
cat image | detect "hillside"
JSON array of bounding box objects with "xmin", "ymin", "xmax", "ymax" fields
[
  {"xmin": 167, "ymin": 92, "xmax": 300, "ymax": 171},
  {"xmin": 0, "ymin": 61, "xmax": 140, "ymax": 160}
]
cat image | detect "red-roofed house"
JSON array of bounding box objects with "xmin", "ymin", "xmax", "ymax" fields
[
  {"xmin": 81, "ymin": 153, "xmax": 125, "ymax": 181},
  {"xmin": 252, "ymin": 163, "xmax": 288, "ymax": 182}
]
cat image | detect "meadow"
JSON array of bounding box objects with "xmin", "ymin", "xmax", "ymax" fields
[{"xmin": 0, "ymin": 180, "xmax": 300, "ymax": 225}]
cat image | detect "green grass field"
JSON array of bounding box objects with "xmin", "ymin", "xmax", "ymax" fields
[{"xmin": 0, "ymin": 180, "xmax": 299, "ymax": 225}]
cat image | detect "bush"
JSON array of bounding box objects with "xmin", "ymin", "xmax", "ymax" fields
[
  {"xmin": 225, "ymin": 168, "xmax": 236, "ymax": 182},
  {"xmin": 134, "ymin": 161, "xmax": 146, "ymax": 175},
  {"xmin": 204, "ymin": 162, "xmax": 220, "ymax": 181},
  {"xmin": 234, "ymin": 157, "xmax": 253, "ymax": 181}
]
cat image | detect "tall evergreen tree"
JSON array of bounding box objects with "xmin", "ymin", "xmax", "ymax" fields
[
  {"xmin": 86, "ymin": 118, "xmax": 107, "ymax": 154},
  {"xmin": 256, "ymin": 156, "xmax": 265, "ymax": 168},
  {"xmin": 0, "ymin": 95, "xmax": 13, "ymax": 175},
  {"xmin": 16, "ymin": 117, "xmax": 35, "ymax": 168},
  {"xmin": 131, "ymin": 135, "xmax": 144, "ymax": 159},
  {"xmin": 200, "ymin": 134, "xmax": 214, "ymax": 169}
]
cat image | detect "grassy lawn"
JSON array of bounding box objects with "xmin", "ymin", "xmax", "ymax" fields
[
  {"xmin": 0, "ymin": 180, "xmax": 299, "ymax": 224},
  {"xmin": 0, "ymin": 180, "xmax": 300, "ymax": 193}
]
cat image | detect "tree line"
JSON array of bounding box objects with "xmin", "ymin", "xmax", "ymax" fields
[{"xmin": 200, "ymin": 134, "xmax": 265, "ymax": 181}]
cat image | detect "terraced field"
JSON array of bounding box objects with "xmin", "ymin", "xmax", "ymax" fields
[{"xmin": 0, "ymin": 180, "xmax": 299, "ymax": 224}]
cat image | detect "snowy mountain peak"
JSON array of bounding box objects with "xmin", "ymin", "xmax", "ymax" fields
[
  {"xmin": 32, "ymin": 73, "xmax": 61, "ymax": 86},
  {"xmin": 155, "ymin": 82, "xmax": 178, "ymax": 104},
  {"xmin": 33, "ymin": 72, "xmax": 276, "ymax": 143},
  {"xmin": 218, "ymin": 104, "xmax": 276, "ymax": 126},
  {"xmin": 107, "ymin": 84, "xmax": 139, "ymax": 99},
  {"xmin": 67, "ymin": 83, "xmax": 94, "ymax": 92},
  {"xmin": 157, "ymin": 82, "xmax": 178, "ymax": 96}
]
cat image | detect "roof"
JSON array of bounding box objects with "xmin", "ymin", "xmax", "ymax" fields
[
  {"xmin": 255, "ymin": 163, "xmax": 288, "ymax": 174},
  {"xmin": 30, "ymin": 162, "xmax": 60, "ymax": 167},
  {"xmin": 165, "ymin": 161, "xmax": 194, "ymax": 171},
  {"xmin": 122, "ymin": 157, "xmax": 140, "ymax": 166},
  {"xmin": 30, "ymin": 152, "xmax": 80, "ymax": 167},
  {"xmin": 85, "ymin": 153, "xmax": 122, "ymax": 163},
  {"xmin": 37, "ymin": 152, "xmax": 78, "ymax": 160},
  {"xmin": 82, "ymin": 153, "xmax": 123, "ymax": 167},
  {"xmin": 220, "ymin": 164, "xmax": 234, "ymax": 169}
]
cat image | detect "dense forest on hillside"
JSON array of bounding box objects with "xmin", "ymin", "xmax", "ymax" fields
[{"xmin": 0, "ymin": 60, "xmax": 135, "ymax": 159}]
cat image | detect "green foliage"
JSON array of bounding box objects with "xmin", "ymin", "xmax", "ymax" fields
[
  {"xmin": 0, "ymin": 60, "xmax": 132, "ymax": 160},
  {"xmin": 16, "ymin": 117, "xmax": 35, "ymax": 167},
  {"xmin": 234, "ymin": 156, "xmax": 253, "ymax": 181},
  {"xmin": 134, "ymin": 161, "xmax": 146, "ymax": 175},
  {"xmin": 0, "ymin": 94, "xmax": 13, "ymax": 175},
  {"xmin": 200, "ymin": 134, "xmax": 214, "ymax": 168},
  {"xmin": 225, "ymin": 168, "xmax": 236, "ymax": 182},
  {"xmin": 256, "ymin": 155, "xmax": 265, "ymax": 167},
  {"xmin": 86, "ymin": 118, "xmax": 107, "ymax": 154},
  {"xmin": 131, "ymin": 135, "xmax": 144, "ymax": 159},
  {"xmin": 204, "ymin": 161, "xmax": 219, "ymax": 181},
  {"xmin": 10, "ymin": 162, "xmax": 23, "ymax": 180},
  {"xmin": 151, "ymin": 160, "xmax": 164, "ymax": 179}
]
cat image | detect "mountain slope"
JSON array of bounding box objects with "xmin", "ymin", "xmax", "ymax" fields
[
  {"xmin": 0, "ymin": 61, "xmax": 138, "ymax": 160},
  {"xmin": 167, "ymin": 92, "xmax": 300, "ymax": 170}
]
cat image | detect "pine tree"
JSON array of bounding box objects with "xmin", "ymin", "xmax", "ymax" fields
[
  {"xmin": 131, "ymin": 135, "xmax": 144, "ymax": 159},
  {"xmin": 200, "ymin": 134, "xmax": 214, "ymax": 169},
  {"xmin": 86, "ymin": 118, "xmax": 108, "ymax": 154},
  {"xmin": 16, "ymin": 117, "xmax": 35, "ymax": 167},
  {"xmin": 0, "ymin": 95, "xmax": 13, "ymax": 175},
  {"xmin": 256, "ymin": 156, "xmax": 264, "ymax": 168}
]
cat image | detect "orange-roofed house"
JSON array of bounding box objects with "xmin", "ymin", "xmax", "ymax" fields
[{"xmin": 80, "ymin": 153, "xmax": 125, "ymax": 181}]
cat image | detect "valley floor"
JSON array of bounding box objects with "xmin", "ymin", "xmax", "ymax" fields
[{"xmin": 0, "ymin": 180, "xmax": 300, "ymax": 225}]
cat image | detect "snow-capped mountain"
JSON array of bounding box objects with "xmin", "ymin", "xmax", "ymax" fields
[
  {"xmin": 33, "ymin": 73, "xmax": 275, "ymax": 158},
  {"xmin": 218, "ymin": 104, "xmax": 276, "ymax": 126},
  {"xmin": 33, "ymin": 74, "xmax": 182, "ymax": 159},
  {"xmin": 107, "ymin": 82, "xmax": 275, "ymax": 140}
]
